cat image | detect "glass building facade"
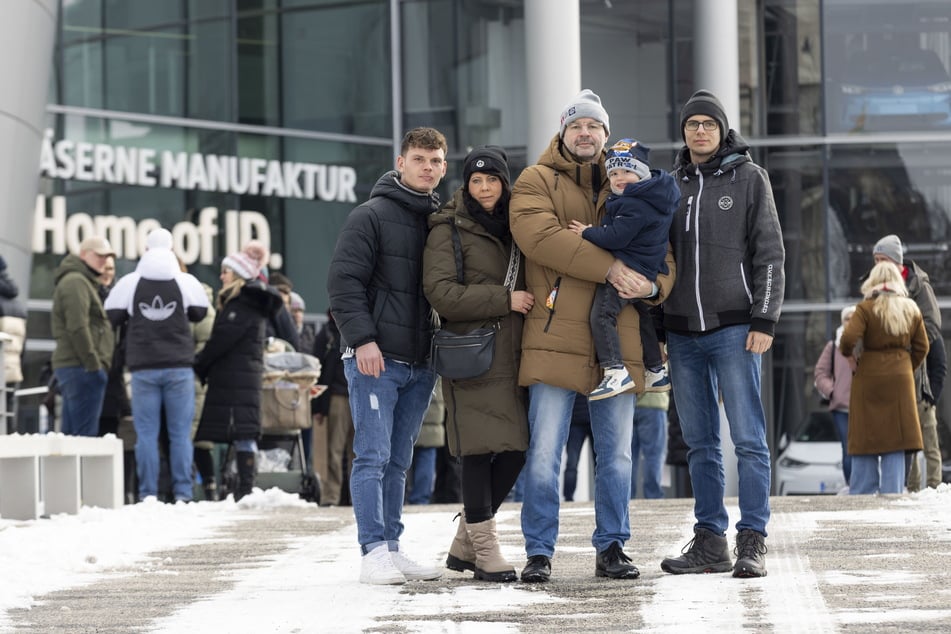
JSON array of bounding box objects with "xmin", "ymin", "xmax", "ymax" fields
[{"xmin": 18, "ymin": 0, "xmax": 951, "ymax": 472}]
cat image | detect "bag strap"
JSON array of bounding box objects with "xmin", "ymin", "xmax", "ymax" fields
[
  {"xmin": 503, "ymin": 241, "xmax": 520, "ymax": 291},
  {"xmin": 448, "ymin": 220, "xmax": 465, "ymax": 285},
  {"xmin": 449, "ymin": 218, "xmax": 520, "ymax": 291}
]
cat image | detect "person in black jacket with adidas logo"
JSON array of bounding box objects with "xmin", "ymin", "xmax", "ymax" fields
[{"xmin": 105, "ymin": 228, "xmax": 209, "ymax": 502}]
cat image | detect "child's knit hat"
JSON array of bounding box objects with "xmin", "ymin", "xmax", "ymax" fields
[{"xmin": 605, "ymin": 138, "xmax": 651, "ymax": 181}]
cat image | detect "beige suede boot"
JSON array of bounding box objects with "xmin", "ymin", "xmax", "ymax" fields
[
  {"xmin": 466, "ymin": 517, "xmax": 517, "ymax": 582},
  {"xmin": 446, "ymin": 512, "xmax": 476, "ymax": 572}
]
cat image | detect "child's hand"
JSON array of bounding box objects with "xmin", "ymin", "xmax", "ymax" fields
[{"xmin": 568, "ymin": 220, "xmax": 591, "ymax": 236}]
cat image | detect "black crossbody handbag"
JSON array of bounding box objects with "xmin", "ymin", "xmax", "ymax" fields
[{"xmin": 432, "ymin": 221, "xmax": 519, "ymax": 380}]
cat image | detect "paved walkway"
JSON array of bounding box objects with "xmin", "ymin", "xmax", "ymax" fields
[{"xmin": 6, "ymin": 492, "xmax": 951, "ymax": 633}]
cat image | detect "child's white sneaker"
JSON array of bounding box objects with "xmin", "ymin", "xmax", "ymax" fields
[
  {"xmin": 589, "ymin": 367, "xmax": 636, "ymax": 401},
  {"xmin": 644, "ymin": 365, "xmax": 671, "ymax": 392}
]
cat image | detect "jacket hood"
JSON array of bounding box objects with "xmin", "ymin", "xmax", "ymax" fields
[
  {"xmin": 135, "ymin": 248, "xmax": 180, "ymax": 280},
  {"xmin": 370, "ymin": 170, "xmax": 442, "ymax": 217},
  {"xmin": 673, "ymin": 128, "xmax": 752, "ymax": 175},
  {"xmin": 237, "ymin": 279, "xmax": 284, "ymax": 318},
  {"xmin": 612, "ymin": 169, "xmax": 681, "ymax": 214},
  {"xmin": 428, "ymin": 188, "xmax": 496, "ymax": 238},
  {"xmin": 538, "ymin": 134, "xmax": 607, "ymax": 181},
  {"xmin": 535, "ymin": 134, "xmax": 610, "ymax": 196},
  {"xmin": 54, "ymin": 253, "xmax": 101, "ymax": 285}
]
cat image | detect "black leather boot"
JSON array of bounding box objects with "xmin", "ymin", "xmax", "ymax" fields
[{"xmin": 235, "ymin": 451, "xmax": 256, "ymax": 501}]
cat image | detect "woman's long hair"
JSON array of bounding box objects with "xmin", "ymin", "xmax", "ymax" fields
[{"xmin": 860, "ymin": 261, "xmax": 920, "ymax": 337}]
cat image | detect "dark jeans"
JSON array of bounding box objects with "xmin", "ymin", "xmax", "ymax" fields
[
  {"xmin": 591, "ymin": 283, "xmax": 662, "ymax": 370},
  {"xmin": 407, "ymin": 446, "xmax": 437, "ymax": 504},
  {"xmin": 55, "ymin": 366, "xmax": 108, "ymax": 437}
]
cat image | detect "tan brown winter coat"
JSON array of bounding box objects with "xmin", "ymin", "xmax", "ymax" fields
[
  {"xmin": 423, "ymin": 190, "xmax": 529, "ymax": 457},
  {"xmin": 840, "ymin": 298, "xmax": 928, "ymax": 455},
  {"xmin": 509, "ymin": 134, "xmax": 676, "ymax": 394}
]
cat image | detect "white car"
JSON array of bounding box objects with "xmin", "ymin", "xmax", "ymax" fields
[{"xmin": 775, "ymin": 411, "xmax": 847, "ymax": 495}]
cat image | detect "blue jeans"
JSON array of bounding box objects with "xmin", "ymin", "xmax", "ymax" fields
[
  {"xmin": 521, "ymin": 383, "xmax": 634, "ymax": 557},
  {"xmin": 131, "ymin": 367, "xmax": 196, "ymax": 501},
  {"xmin": 563, "ymin": 422, "xmax": 592, "ymax": 501},
  {"xmin": 408, "ymin": 446, "xmax": 437, "ymax": 504},
  {"xmin": 55, "ymin": 366, "xmax": 108, "ymax": 437},
  {"xmin": 832, "ymin": 410, "xmax": 851, "ymax": 484},
  {"xmin": 344, "ymin": 357, "xmax": 436, "ymax": 553},
  {"xmin": 850, "ymin": 451, "xmax": 905, "ymax": 494},
  {"xmin": 667, "ymin": 325, "xmax": 771, "ymax": 536},
  {"xmin": 632, "ymin": 405, "xmax": 666, "ymax": 499}
]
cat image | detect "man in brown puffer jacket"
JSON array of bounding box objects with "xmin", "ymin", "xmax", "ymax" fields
[{"xmin": 510, "ymin": 89, "xmax": 676, "ymax": 583}]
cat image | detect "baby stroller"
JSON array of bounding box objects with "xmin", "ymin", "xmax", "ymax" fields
[{"xmin": 219, "ymin": 346, "xmax": 325, "ymax": 502}]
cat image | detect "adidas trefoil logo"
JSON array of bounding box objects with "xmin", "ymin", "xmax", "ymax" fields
[{"xmin": 139, "ymin": 295, "xmax": 177, "ymax": 321}]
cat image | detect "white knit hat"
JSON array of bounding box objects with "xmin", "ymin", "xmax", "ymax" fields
[{"xmin": 222, "ymin": 240, "xmax": 268, "ymax": 280}]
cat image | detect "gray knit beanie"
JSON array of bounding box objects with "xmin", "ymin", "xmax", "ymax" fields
[
  {"xmin": 872, "ymin": 234, "xmax": 903, "ymax": 266},
  {"xmin": 559, "ymin": 89, "xmax": 610, "ymax": 138}
]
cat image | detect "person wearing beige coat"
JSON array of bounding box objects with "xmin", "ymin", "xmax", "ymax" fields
[
  {"xmin": 509, "ymin": 89, "xmax": 675, "ymax": 583},
  {"xmin": 840, "ymin": 261, "xmax": 929, "ymax": 494}
]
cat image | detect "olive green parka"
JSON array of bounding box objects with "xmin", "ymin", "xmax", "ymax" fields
[
  {"xmin": 51, "ymin": 254, "xmax": 115, "ymax": 372},
  {"xmin": 423, "ymin": 189, "xmax": 529, "ymax": 457}
]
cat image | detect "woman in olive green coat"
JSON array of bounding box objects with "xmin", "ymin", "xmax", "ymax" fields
[{"xmin": 423, "ymin": 146, "xmax": 532, "ymax": 583}]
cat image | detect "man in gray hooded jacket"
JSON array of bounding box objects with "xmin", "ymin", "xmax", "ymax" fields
[{"xmin": 660, "ymin": 89, "xmax": 785, "ymax": 579}]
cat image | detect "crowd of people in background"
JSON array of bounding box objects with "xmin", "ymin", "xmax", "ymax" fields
[{"xmin": 4, "ymin": 85, "xmax": 947, "ymax": 590}]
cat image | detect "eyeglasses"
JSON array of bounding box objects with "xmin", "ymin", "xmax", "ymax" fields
[
  {"xmin": 684, "ymin": 120, "xmax": 719, "ymax": 132},
  {"xmin": 565, "ymin": 121, "xmax": 605, "ymax": 134}
]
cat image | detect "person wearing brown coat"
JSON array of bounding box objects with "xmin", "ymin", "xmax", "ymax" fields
[
  {"xmin": 840, "ymin": 261, "xmax": 929, "ymax": 495},
  {"xmin": 423, "ymin": 146, "xmax": 531, "ymax": 583},
  {"xmin": 509, "ymin": 90, "xmax": 675, "ymax": 582}
]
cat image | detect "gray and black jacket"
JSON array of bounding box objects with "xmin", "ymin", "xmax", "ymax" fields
[{"xmin": 664, "ymin": 130, "xmax": 785, "ymax": 336}]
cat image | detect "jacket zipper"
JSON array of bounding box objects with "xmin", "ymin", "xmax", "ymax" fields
[
  {"xmin": 543, "ymin": 276, "xmax": 562, "ymax": 333},
  {"xmin": 692, "ymin": 167, "xmax": 706, "ymax": 330}
]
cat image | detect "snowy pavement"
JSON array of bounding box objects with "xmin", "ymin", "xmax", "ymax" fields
[{"xmin": 2, "ymin": 487, "xmax": 950, "ymax": 632}]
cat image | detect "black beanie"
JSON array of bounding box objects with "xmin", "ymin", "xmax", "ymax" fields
[
  {"xmin": 680, "ymin": 89, "xmax": 729, "ymax": 142},
  {"xmin": 463, "ymin": 145, "xmax": 510, "ymax": 191}
]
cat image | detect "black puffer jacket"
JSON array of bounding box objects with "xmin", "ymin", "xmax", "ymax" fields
[
  {"xmin": 194, "ymin": 280, "xmax": 283, "ymax": 442},
  {"xmin": 327, "ymin": 170, "xmax": 440, "ymax": 364}
]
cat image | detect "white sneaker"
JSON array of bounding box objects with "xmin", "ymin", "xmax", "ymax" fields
[
  {"xmin": 390, "ymin": 549, "xmax": 443, "ymax": 581},
  {"xmin": 360, "ymin": 545, "xmax": 406, "ymax": 585},
  {"xmin": 589, "ymin": 367, "xmax": 636, "ymax": 401},
  {"xmin": 644, "ymin": 366, "xmax": 671, "ymax": 392}
]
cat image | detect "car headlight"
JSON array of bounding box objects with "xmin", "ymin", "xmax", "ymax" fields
[
  {"xmin": 779, "ymin": 457, "xmax": 809, "ymax": 468},
  {"xmin": 841, "ymin": 84, "xmax": 865, "ymax": 95},
  {"xmin": 927, "ymin": 82, "xmax": 951, "ymax": 93}
]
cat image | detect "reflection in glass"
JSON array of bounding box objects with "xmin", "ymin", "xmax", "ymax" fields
[{"xmin": 825, "ymin": 1, "xmax": 951, "ymax": 133}]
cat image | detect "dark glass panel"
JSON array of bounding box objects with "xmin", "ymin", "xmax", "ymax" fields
[{"xmin": 281, "ymin": 1, "xmax": 391, "ymax": 137}]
